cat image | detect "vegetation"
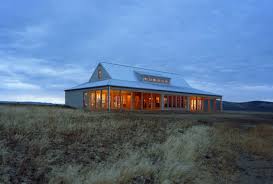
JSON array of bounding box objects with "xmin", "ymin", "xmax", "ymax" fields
[{"xmin": 0, "ymin": 105, "xmax": 272, "ymax": 184}]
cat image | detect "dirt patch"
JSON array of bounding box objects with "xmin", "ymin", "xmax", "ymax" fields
[{"xmin": 237, "ymin": 153, "xmax": 273, "ymax": 184}]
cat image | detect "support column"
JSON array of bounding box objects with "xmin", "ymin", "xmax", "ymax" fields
[
  {"xmin": 166, "ymin": 95, "xmax": 169, "ymax": 110},
  {"xmin": 220, "ymin": 98, "xmax": 223, "ymax": 112},
  {"xmin": 213, "ymin": 98, "xmax": 217, "ymax": 112},
  {"xmin": 141, "ymin": 92, "xmax": 143, "ymax": 110},
  {"xmin": 150, "ymin": 93, "xmax": 153, "ymax": 110},
  {"xmin": 100, "ymin": 90, "xmax": 102, "ymax": 110},
  {"xmin": 107, "ymin": 86, "xmax": 111, "ymax": 112},
  {"xmin": 119, "ymin": 90, "xmax": 122, "ymax": 111},
  {"xmin": 187, "ymin": 96, "xmax": 190, "ymax": 111},
  {"xmin": 170, "ymin": 95, "xmax": 173, "ymax": 109},
  {"xmin": 175, "ymin": 96, "xmax": 177, "ymax": 109},
  {"xmin": 208, "ymin": 98, "xmax": 211, "ymax": 112},
  {"xmin": 179, "ymin": 96, "xmax": 184, "ymax": 109},
  {"xmin": 130, "ymin": 92, "xmax": 133, "ymax": 111},
  {"xmin": 196, "ymin": 97, "xmax": 198, "ymax": 111},
  {"xmin": 161, "ymin": 94, "xmax": 164, "ymax": 110}
]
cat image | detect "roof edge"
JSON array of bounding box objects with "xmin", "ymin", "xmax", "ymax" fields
[{"xmin": 65, "ymin": 84, "xmax": 222, "ymax": 98}]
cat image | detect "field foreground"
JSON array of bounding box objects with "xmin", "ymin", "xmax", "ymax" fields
[{"xmin": 0, "ymin": 105, "xmax": 273, "ymax": 184}]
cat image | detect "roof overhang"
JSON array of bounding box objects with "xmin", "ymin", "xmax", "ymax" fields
[{"xmin": 65, "ymin": 84, "xmax": 222, "ymax": 98}]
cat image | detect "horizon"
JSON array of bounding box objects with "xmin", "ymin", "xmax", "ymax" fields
[
  {"xmin": 1, "ymin": 99, "xmax": 273, "ymax": 105},
  {"xmin": 1, "ymin": 1, "xmax": 273, "ymax": 103}
]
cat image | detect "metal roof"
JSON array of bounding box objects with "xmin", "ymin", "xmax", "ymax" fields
[
  {"xmin": 65, "ymin": 62, "xmax": 221, "ymax": 97},
  {"xmin": 66, "ymin": 79, "xmax": 221, "ymax": 97},
  {"xmin": 100, "ymin": 62, "xmax": 190, "ymax": 87}
]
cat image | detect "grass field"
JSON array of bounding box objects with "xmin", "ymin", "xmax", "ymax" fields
[{"xmin": 0, "ymin": 105, "xmax": 273, "ymax": 184}]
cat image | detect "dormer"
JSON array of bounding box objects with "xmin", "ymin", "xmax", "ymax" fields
[{"xmin": 135, "ymin": 70, "xmax": 171, "ymax": 85}]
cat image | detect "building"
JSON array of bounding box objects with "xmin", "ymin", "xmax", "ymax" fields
[{"xmin": 65, "ymin": 62, "xmax": 223, "ymax": 112}]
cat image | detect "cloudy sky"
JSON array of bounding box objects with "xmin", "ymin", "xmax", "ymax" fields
[{"xmin": 0, "ymin": 0, "xmax": 273, "ymax": 103}]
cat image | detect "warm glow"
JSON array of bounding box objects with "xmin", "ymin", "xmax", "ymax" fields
[
  {"xmin": 190, "ymin": 97, "xmax": 203, "ymax": 111},
  {"xmin": 82, "ymin": 88, "xmax": 218, "ymax": 112},
  {"xmin": 98, "ymin": 68, "xmax": 102, "ymax": 80},
  {"xmin": 143, "ymin": 76, "xmax": 169, "ymax": 84}
]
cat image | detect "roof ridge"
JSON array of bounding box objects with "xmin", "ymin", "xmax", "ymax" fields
[{"xmin": 100, "ymin": 61, "xmax": 181, "ymax": 75}]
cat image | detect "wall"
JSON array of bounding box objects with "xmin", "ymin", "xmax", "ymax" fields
[{"xmin": 65, "ymin": 90, "xmax": 85, "ymax": 108}]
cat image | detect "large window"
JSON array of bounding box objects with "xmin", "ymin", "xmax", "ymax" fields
[
  {"xmin": 164, "ymin": 95, "xmax": 187, "ymax": 109},
  {"xmin": 84, "ymin": 89, "xmax": 195, "ymax": 111},
  {"xmin": 190, "ymin": 97, "xmax": 203, "ymax": 111},
  {"xmin": 96, "ymin": 91, "xmax": 101, "ymax": 109},
  {"xmin": 172, "ymin": 96, "xmax": 176, "ymax": 108},
  {"xmin": 102, "ymin": 90, "xmax": 108, "ymax": 110},
  {"xmin": 168, "ymin": 96, "xmax": 172, "ymax": 108},
  {"xmin": 143, "ymin": 93, "xmax": 152, "ymax": 109},
  {"xmin": 110, "ymin": 90, "xmax": 121, "ymax": 109},
  {"xmin": 153, "ymin": 94, "xmax": 161, "ymax": 109},
  {"xmin": 164, "ymin": 96, "xmax": 168, "ymax": 108},
  {"xmin": 83, "ymin": 89, "xmax": 108, "ymax": 110},
  {"xmin": 177, "ymin": 96, "xmax": 181, "ymax": 108},
  {"xmin": 182, "ymin": 97, "xmax": 187, "ymax": 108},
  {"xmin": 121, "ymin": 91, "xmax": 131, "ymax": 110},
  {"xmin": 133, "ymin": 92, "xmax": 141, "ymax": 110},
  {"xmin": 90, "ymin": 91, "xmax": 95, "ymax": 109}
]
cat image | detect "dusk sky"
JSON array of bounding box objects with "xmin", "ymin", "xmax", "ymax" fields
[{"xmin": 1, "ymin": 0, "xmax": 273, "ymax": 103}]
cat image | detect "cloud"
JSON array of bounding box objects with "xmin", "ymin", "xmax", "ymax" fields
[
  {"xmin": 0, "ymin": 94, "xmax": 64, "ymax": 104},
  {"xmin": 0, "ymin": 0, "xmax": 273, "ymax": 103},
  {"xmin": 12, "ymin": 24, "xmax": 49, "ymax": 49},
  {"xmin": 2, "ymin": 79, "xmax": 41, "ymax": 90},
  {"xmin": 240, "ymin": 85, "xmax": 273, "ymax": 92},
  {"xmin": 0, "ymin": 53, "xmax": 91, "ymax": 103},
  {"xmin": 0, "ymin": 54, "xmax": 90, "ymax": 83},
  {"xmin": 0, "ymin": 23, "xmax": 50, "ymax": 50}
]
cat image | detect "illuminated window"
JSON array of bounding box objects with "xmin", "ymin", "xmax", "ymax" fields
[
  {"xmin": 143, "ymin": 76, "xmax": 169, "ymax": 84},
  {"xmin": 98, "ymin": 68, "xmax": 102, "ymax": 80}
]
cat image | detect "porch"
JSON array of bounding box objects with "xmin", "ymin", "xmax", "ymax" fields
[{"xmin": 83, "ymin": 86, "xmax": 223, "ymax": 112}]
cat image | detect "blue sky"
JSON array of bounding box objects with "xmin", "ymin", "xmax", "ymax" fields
[{"xmin": 0, "ymin": 0, "xmax": 273, "ymax": 103}]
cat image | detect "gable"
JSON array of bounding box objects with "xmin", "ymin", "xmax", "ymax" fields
[{"xmin": 89, "ymin": 63, "xmax": 111, "ymax": 82}]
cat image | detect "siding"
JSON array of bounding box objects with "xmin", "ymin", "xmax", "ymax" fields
[{"xmin": 65, "ymin": 90, "xmax": 85, "ymax": 108}]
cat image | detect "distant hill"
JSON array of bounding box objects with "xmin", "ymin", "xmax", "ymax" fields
[
  {"xmin": 1, "ymin": 101, "xmax": 273, "ymax": 112},
  {"xmin": 0, "ymin": 101, "xmax": 69, "ymax": 108},
  {"xmin": 223, "ymin": 101, "xmax": 273, "ymax": 112}
]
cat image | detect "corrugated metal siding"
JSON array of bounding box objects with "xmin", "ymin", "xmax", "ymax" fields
[{"xmin": 65, "ymin": 90, "xmax": 85, "ymax": 108}]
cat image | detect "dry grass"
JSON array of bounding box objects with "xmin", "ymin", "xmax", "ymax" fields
[{"xmin": 0, "ymin": 105, "xmax": 273, "ymax": 184}]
